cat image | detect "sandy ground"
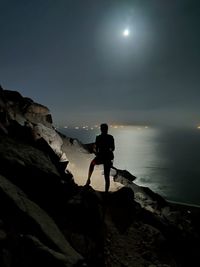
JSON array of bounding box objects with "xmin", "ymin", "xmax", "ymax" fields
[{"xmin": 62, "ymin": 139, "xmax": 123, "ymax": 192}]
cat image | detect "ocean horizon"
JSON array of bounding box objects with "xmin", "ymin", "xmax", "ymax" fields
[{"xmin": 59, "ymin": 125, "xmax": 200, "ymax": 206}]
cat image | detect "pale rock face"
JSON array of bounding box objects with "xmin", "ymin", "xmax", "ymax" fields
[
  {"xmin": 25, "ymin": 103, "xmax": 50, "ymax": 115},
  {"xmin": 59, "ymin": 152, "xmax": 68, "ymax": 162},
  {"xmin": 32, "ymin": 123, "xmax": 65, "ymax": 158},
  {"xmin": 24, "ymin": 103, "xmax": 52, "ymax": 127}
]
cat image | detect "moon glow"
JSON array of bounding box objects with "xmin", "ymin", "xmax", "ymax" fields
[{"xmin": 123, "ymin": 28, "xmax": 130, "ymax": 37}]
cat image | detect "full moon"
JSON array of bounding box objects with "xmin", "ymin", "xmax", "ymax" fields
[{"xmin": 123, "ymin": 28, "xmax": 130, "ymax": 37}]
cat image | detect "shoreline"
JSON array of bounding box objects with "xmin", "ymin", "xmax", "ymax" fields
[
  {"xmin": 167, "ymin": 200, "xmax": 200, "ymax": 221},
  {"xmin": 167, "ymin": 200, "xmax": 200, "ymax": 209}
]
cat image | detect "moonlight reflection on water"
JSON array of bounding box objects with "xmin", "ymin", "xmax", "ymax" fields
[{"xmin": 61, "ymin": 126, "xmax": 200, "ymax": 205}]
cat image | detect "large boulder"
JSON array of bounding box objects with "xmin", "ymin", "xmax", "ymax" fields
[{"xmin": 0, "ymin": 174, "xmax": 84, "ymax": 267}]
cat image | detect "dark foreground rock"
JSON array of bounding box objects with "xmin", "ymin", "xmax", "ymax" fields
[
  {"xmin": 0, "ymin": 174, "xmax": 83, "ymax": 267},
  {"xmin": 0, "ymin": 86, "xmax": 200, "ymax": 267}
]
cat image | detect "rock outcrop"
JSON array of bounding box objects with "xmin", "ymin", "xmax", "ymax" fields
[
  {"xmin": 1, "ymin": 87, "xmax": 51, "ymax": 127},
  {"xmin": 0, "ymin": 85, "xmax": 68, "ymax": 169},
  {"xmin": 0, "ymin": 85, "xmax": 200, "ymax": 267}
]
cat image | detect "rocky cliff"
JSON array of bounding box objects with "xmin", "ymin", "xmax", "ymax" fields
[{"xmin": 0, "ymin": 85, "xmax": 200, "ymax": 267}]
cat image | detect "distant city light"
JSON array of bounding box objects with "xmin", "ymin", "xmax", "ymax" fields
[{"xmin": 197, "ymin": 126, "xmax": 200, "ymax": 129}]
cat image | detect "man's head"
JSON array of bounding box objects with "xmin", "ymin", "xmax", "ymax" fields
[{"xmin": 100, "ymin": 123, "xmax": 108, "ymax": 134}]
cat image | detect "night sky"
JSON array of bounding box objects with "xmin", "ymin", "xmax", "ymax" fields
[{"xmin": 0, "ymin": 0, "xmax": 200, "ymax": 127}]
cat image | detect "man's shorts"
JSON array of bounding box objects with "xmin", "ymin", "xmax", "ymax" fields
[{"xmin": 92, "ymin": 156, "xmax": 113, "ymax": 166}]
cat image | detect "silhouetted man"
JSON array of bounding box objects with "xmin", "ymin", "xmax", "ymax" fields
[{"xmin": 86, "ymin": 123, "xmax": 115, "ymax": 193}]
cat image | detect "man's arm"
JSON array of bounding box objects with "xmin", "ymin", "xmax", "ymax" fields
[
  {"xmin": 94, "ymin": 136, "xmax": 99, "ymax": 154},
  {"xmin": 110, "ymin": 136, "xmax": 115, "ymax": 152}
]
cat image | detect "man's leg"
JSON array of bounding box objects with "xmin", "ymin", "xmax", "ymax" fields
[
  {"xmin": 85, "ymin": 158, "xmax": 96, "ymax": 186},
  {"xmin": 104, "ymin": 162, "xmax": 111, "ymax": 193}
]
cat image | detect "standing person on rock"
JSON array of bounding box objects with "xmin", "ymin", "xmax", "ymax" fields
[{"xmin": 85, "ymin": 123, "xmax": 115, "ymax": 193}]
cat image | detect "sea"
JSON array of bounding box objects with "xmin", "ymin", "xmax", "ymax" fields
[{"xmin": 59, "ymin": 125, "xmax": 200, "ymax": 206}]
